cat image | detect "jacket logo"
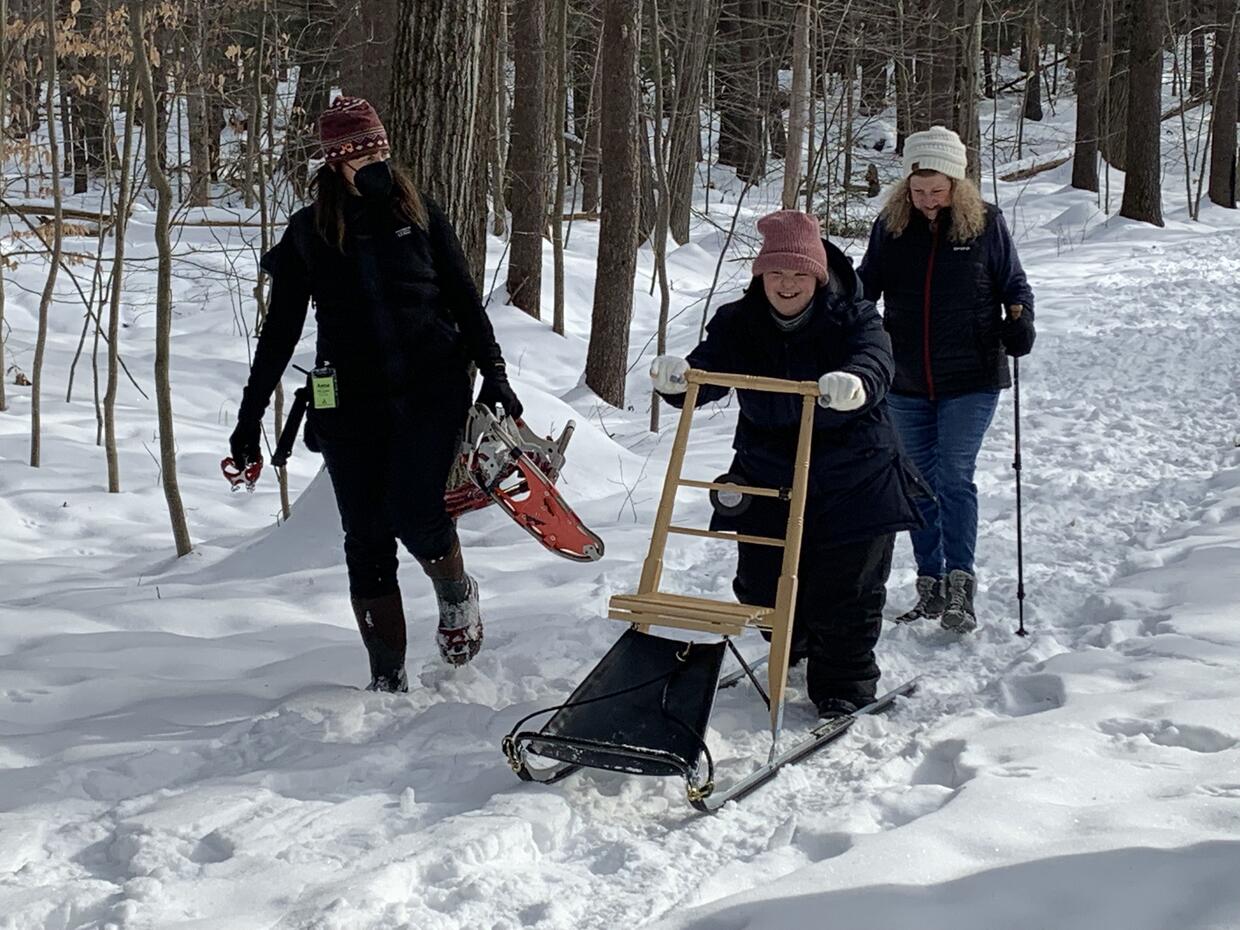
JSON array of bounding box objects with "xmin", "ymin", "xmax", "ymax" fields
[
  {"xmin": 953, "ymin": 246, "xmax": 970, "ymax": 251},
  {"xmin": 396, "ymin": 227, "xmax": 412, "ymax": 237}
]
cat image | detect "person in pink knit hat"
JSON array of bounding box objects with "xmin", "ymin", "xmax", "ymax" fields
[{"xmin": 650, "ymin": 209, "xmax": 926, "ymax": 719}]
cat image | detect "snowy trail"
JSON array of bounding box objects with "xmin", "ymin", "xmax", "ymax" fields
[{"xmin": 3, "ymin": 162, "xmax": 1240, "ymax": 926}]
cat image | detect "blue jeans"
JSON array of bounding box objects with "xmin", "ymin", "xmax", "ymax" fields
[{"xmin": 885, "ymin": 390, "xmax": 1000, "ymax": 578}]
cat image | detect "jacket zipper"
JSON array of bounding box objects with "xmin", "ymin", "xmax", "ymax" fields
[{"xmin": 922, "ymin": 223, "xmax": 939, "ymax": 399}]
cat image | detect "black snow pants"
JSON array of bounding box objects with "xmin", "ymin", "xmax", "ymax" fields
[
  {"xmin": 735, "ymin": 531, "xmax": 895, "ymax": 708},
  {"xmin": 310, "ymin": 372, "xmax": 471, "ymax": 599}
]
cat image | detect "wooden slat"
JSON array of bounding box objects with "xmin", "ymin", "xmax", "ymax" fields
[
  {"xmin": 687, "ymin": 369, "xmax": 820, "ymax": 397},
  {"xmin": 668, "ymin": 526, "xmax": 785, "ymax": 547},
  {"xmin": 607, "ymin": 609, "xmax": 748, "ymax": 638},
  {"xmin": 676, "ymin": 478, "xmax": 784, "ymax": 498},
  {"xmin": 610, "ymin": 592, "xmax": 771, "ymax": 620}
]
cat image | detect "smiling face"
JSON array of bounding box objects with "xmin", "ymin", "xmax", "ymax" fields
[
  {"xmin": 762, "ymin": 269, "xmax": 818, "ymax": 317},
  {"xmin": 908, "ymin": 170, "xmax": 954, "ymax": 222}
]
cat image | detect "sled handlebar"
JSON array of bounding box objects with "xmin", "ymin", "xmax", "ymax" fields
[{"xmin": 685, "ymin": 369, "xmax": 820, "ymax": 397}]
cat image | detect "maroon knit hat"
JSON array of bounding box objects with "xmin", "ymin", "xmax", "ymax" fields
[
  {"xmin": 318, "ymin": 96, "xmax": 389, "ymax": 164},
  {"xmin": 752, "ymin": 210, "xmax": 828, "ymax": 284}
]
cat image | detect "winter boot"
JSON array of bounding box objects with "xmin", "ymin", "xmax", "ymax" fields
[
  {"xmin": 816, "ymin": 697, "xmax": 860, "ymax": 719},
  {"xmin": 419, "ymin": 537, "xmax": 483, "ymax": 667},
  {"xmin": 894, "ymin": 576, "xmax": 946, "ymax": 623},
  {"xmin": 351, "ymin": 591, "xmax": 409, "ymax": 693},
  {"xmin": 940, "ymin": 569, "xmax": 978, "ymax": 633}
]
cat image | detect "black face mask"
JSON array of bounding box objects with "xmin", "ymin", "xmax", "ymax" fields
[{"xmin": 352, "ymin": 160, "xmax": 393, "ymax": 201}]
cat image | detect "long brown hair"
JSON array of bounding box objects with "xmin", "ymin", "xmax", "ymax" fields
[
  {"xmin": 309, "ymin": 158, "xmax": 429, "ymax": 251},
  {"xmin": 878, "ymin": 171, "xmax": 987, "ymax": 244}
]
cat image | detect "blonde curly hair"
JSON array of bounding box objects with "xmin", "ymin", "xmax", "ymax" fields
[{"xmin": 878, "ymin": 171, "xmax": 988, "ymax": 244}]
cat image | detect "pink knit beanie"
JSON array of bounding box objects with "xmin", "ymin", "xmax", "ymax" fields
[{"xmin": 752, "ymin": 210, "xmax": 828, "ymax": 284}]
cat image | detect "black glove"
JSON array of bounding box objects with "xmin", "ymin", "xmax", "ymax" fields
[
  {"xmin": 476, "ymin": 375, "xmax": 523, "ymax": 421},
  {"xmin": 229, "ymin": 418, "xmax": 262, "ymax": 467},
  {"xmin": 1001, "ymin": 314, "xmax": 1035, "ymax": 358}
]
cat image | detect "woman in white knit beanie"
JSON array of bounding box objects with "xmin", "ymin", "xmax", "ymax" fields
[{"xmin": 858, "ymin": 126, "xmax": 1036, "ymax": 635}]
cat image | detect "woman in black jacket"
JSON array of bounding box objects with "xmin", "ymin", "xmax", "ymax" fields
[
  {"xmin": 859, "ymin": 126, "xmax": 1035, "ymax": 633},
  {"xmin": 229, "ymin": 97, "xmax": 522, "ymax": 690},
  {"xmin": 651, "ymin": 210, "xmax": 924, "ymax": 718}
]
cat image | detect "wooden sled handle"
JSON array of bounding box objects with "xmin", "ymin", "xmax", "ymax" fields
[{"xmin": 685, "ymin": 369, "xmax": 821, "ymax": 397}]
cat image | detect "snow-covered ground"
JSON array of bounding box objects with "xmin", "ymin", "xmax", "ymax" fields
[{"xmin": 3, "ymin": 82, "xmax": 1240, "ymax": 929}]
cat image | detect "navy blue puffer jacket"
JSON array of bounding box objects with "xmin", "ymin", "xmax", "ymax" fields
[{"xmin": 662, "ymin": 241, "xmax": 926, "ymax": 546}]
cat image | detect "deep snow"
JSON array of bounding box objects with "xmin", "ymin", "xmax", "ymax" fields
[{"xmin": 2, "ymin": 76, "xmax": 1240, "ymax": 930}]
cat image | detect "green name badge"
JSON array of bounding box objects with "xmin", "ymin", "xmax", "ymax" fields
[{"xmin": 311, "ymin": 368, "xmax": 338, "ymax": 409}]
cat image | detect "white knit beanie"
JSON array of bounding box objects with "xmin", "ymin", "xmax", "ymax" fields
[{"xmin": 903, "ymin": 126, "xmax": 967, "ymax": 180}]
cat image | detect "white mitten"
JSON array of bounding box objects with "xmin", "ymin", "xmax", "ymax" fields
[
  {"xmin": 817, "ymin": 371, "xmax": 866, "ymax": 411},
  {"xmin": 650, "ymin": 355, "xmax": 690, "ymax": 394}
]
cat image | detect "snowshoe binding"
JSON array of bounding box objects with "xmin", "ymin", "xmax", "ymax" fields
[{"xmin": 451, "ymin": 404, "xmax": 604, "ymax": 562}]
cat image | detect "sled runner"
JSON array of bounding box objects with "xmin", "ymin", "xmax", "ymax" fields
[{"xmin": 503, "ymin": 369, "xmax": 916, "ymax": 811}]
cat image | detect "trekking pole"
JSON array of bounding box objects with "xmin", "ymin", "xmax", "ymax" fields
[{"xmin": 1013, "ymin": 356, "xmax": 1027, "ymax": 637}]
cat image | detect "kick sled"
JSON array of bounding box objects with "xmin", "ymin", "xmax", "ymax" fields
[{"xmin": 503, "ymin": 369, "xmax": 916, "ymax": 812}]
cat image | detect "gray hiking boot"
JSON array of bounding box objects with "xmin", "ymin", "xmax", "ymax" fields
[
  {"xmin": 940, "ymin": 569, "xmax": 978, "ymax": 633},
  {"xmin": 894, "ymin": 575, "xmax": 946, "ymax": 623},
  {"xmin": 434, "ymin": 574, "xmax": 483, "ymax": 666},
  {"xmin": 420, "ymin": 536, "xmax": 484, "ymax": 667}
]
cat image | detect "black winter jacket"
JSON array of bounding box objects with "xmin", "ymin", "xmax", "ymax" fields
[
  {"xmin": 663, "ymin": 241, "xmax": 925, "ymax": 546},
  {"xmin": 238, "ymin": 194, "xmax": 505, "ymax": 423},
  {"xmin": 858, "ymin": 203, "xmax": 1035, "ymax": 398}
]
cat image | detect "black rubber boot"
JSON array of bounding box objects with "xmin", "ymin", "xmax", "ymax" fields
[{"xmin": 350, "ymin": 591, "xmax": 409, "ymax": 692}]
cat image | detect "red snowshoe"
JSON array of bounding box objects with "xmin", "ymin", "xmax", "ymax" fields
[{"xmin": 446, "ymin": 405, "xmax": 604, "ymax": 563}]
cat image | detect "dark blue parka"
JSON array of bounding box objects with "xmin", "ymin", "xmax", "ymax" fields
[
  {"xmin": 858, "ymin": 202, "xmax": 1035, "ymax": 398},
  {"xmin": 663, "ymin": 241, "xmax": 926, "ymax": 547}
]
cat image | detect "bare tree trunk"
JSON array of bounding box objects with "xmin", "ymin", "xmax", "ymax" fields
[
  {"xmin": 1190, "ymin": 0, "xmax": 1207, "ymax": 96},
  {"xmin": 1208, "ymin": 3, "xmax": 1238, "ymax": 206},
  {"xmin": 1073, "ymin": 0, "xmax": 1103, "ymax": 192},
  {"xmin": 31, "ymin": 0, "xmax": 63, "ymax": 468},
  {"xmin": 637, "ymin": 113, "xmax": 657, "ymax": 243},
  {"xmin": 585, "ymin": 0, "xmax": 640, "ymax": 409},
  {"xmin": 1120, "ymin": 0, "xmax": 1165, "ymax": 225},
  {"xmin": 1023, "ymin": 3, "xmax": 1044, "ymax": 122},
  {"xmin": 104, "ymin": 69, "xmax": 139, "ymax": 492},
  {"xmin": 492, "ymin": 0, "xmax": 509, "ymax": 236},
  {"xmin": 130, "ymin": 0, "xmax": 193, "ymax": 555},
  {"xmin": 717, "ymin": 0, "xmax": 764, "ymax": 182},
  {"xmin": 650, "ymin": 0, "xmax": 672, "ymax": 431},
  {"xmin": 389, "ymin": 0, "xmax": 496, "ymax": 286},
  {"xmin": 281, "ymin": 17, "xmax": 334, "ymax": 202},
  {"xmin": 911, "ymin": 0, "xmax": 933, "ymax": 132},
  {"xmin": 782, "ymin": 0, "xmax": 810, "ymax": 209},
  {"xmin": 508, "ymin": 0, "xmax": 547, "ymax": 318},
  {"xmin": 551, "ymin": 0, "xmax": 568, "ymax": 335},
  {"xmin": 895, "ymin": 0, "xmax": 913, "ymax": 151},
  {"xmin": 1102, "ymin": 0, "xmax": 1131, "ymax": 170},
  {"xmin": 859, "ymin": 45, "xmax": 888, "ymax": 116},
  {"xmin": 0, "ymin": 0, "xmax": 8, "ymax": 412},
  {"xmin": 958, "ymin": 0, "xmax": 983, "ymax": 180},
  {"xmin": 577, "ymin": 7, "xmax": 603, "ymax": 216},
  {"xmin": 187, "ymin": 0, "xmax": 212, "ymax": 206},
  {"xmin": 667, "ymin": 0, "xmax": 716, "ymax": 244},
  {"xmin": 929, "ymin": 0, "xmax": 957, "ymax": 127},
  {"xmin": 339, "ymin": 0, "xmax": 397, "ymax": 117}
]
